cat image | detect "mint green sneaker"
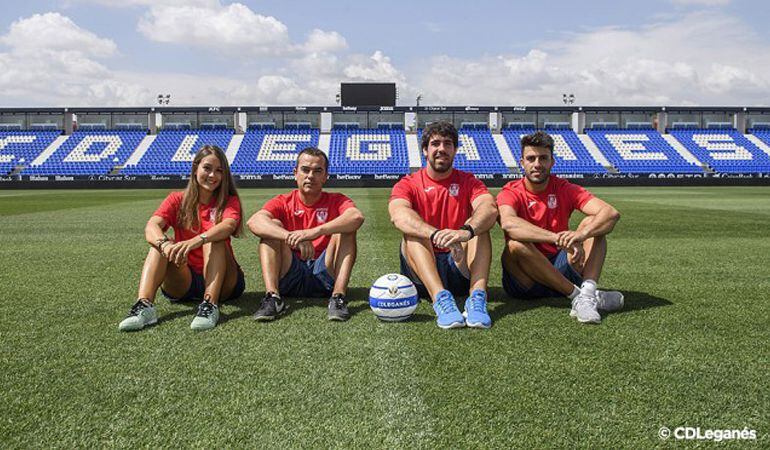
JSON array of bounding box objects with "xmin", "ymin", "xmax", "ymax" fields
[
  {"xmin": 190, "ymin": 301, "xmax": 219, "ymax": 331},
  {"xmin": 119, "ymin": 299, "xmax": 157, "ymax": 331}
]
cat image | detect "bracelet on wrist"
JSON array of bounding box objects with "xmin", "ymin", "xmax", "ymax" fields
[
  {"xmin": 155, "ymin": 236, "xmax": 169, "ymax": 251},
  {"xmin": 429, "ymin": 229, "xmax": 439, "ymax": 243},
  {"xmin": 459, "ymin": 224, "xmax": 475, "ymax": 239}
]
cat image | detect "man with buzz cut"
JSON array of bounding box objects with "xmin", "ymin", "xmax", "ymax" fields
[
  {"xmin": 498, "ymin": 130, "xmax": 623, "ymax": 324},
  {"xmin": 389, "ymin": 121, "xmax": 498, "ymax": 329},
  {"xmin": 247, "ymin": 147, "xmax": 364, "ymax": 322}
]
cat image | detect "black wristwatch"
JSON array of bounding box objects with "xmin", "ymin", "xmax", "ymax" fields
[{"xmin": 459, "ymin": 224, "xmax": 475, "ymax": 239}]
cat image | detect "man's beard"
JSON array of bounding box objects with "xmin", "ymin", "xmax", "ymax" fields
[
  {"xmin": 526, "ymin": 170, "xmax": 549, "ymax": 184},
  {"xmin": 428, "ymin": 154, "xmax": 452, "ymax": 173}
]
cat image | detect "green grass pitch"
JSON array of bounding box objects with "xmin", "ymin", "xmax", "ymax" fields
[{"xmin": 1, "ymin": 187, "xmax": 768, "ymax": 447}]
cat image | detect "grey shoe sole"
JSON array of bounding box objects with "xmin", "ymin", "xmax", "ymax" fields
[
  {"xmin": 118, "ymin": 317, "xmax": 157, "ymax": 332},
  {"xmin": 598, "ymin": 293, "xmax": 625, "ymax": 312},
  {"xmin": 190, "ymin": 320, "xmax": 217, "ymax": 331},
  {"xmin": 254, "ymin": 303, "xmax": 288, "ymax": 321}
]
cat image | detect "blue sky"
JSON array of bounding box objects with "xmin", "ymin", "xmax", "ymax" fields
[{"xmin": 1, "ymin": 0, "xmax": 769, "ymax": 106}]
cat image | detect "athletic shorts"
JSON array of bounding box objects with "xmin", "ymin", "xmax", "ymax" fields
[
  {"xmin": 502, "ymin": 249, "xmax": 583, "ymax": 299},
  {"xmin": 400, "ymin": 250, "xmax": 471, "ymax": 299},
  {"xmin": 162, "ymin": 267, "xmax": 246, "ymax": 303},
  {"xmin": 278, "ymin": 249, "xmax": 335, "ymax": 298}
]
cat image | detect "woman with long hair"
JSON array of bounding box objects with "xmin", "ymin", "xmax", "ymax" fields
[{"xmin": 119, "ymin": 145, "xmax": 245, "ymax": 331}]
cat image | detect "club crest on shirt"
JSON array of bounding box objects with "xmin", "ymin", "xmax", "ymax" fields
[
  {"xmin": 293, "ymin": 210, "xmax": 304, "ymax": 216},
  {"xmin": 316, "ymin": 208, "xmax": 328, "ymax": 223},
  {"xmin": 209, "ymin": 207, "xmax": 218, "ymax": 222},
  {"xmin": 449, "ymin": 183, "xmax": 460, "ymax": 197},
  {"xmin": 547, "ymin": 194, "xmax": 558, "ymax": 209}
]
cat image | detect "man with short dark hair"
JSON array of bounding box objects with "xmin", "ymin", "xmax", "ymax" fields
[
  {"xmin": 389, "ymin": 121, "xmax": 498, "ymax": 329},
  {"xmin": 247, "ymin": 147, "xmax": 364, "ymax": 321},
  {"xmin": 498, "ymin": 131, "xmax": 623, "ymax": 324}
]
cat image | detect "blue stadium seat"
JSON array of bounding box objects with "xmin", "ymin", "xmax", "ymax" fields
[
  {"xmin": 587, "ymin": 129, "xmax": 702, "ymax": 174},
  {"xmin": 504, "ymin": 128, "xmax": 606, "ymax": 174},
  {"xmin": 0, "ymin": 130, "xmax": 61, "ymax": 175},
  {"xmin": 22, "ymin": 130, "xmax": 145, "ymax": 176},
  {"xmin": 748, "ymin": 129, "xmax": 770, "ymax": 170},
  {"xmin": 419, "ymin": 127, "xmax": 508, "ymax": 174},
  {"xmin": 122, "ymin": 129, "xmax": 234, "ymax": 175},
  {"xmin": 230, "ymin": 128, "xmax": 319, "ymax": 175},
  {"xmin": 329, "ymin": 128, "xmax": 408, "ymax": 175},
  {"xmin": 669, "ymin": 129, "xmax": 770, "ymax": 174}
]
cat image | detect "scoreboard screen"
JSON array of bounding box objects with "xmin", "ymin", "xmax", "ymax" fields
[{"xmin": 340, "ymin": 83, "xmax": 396, "ymax": 107}]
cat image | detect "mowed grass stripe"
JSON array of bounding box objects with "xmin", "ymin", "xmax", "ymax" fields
[{"xmin": 1, "ymin": 187, "xmax": 768, "ymax": 447}]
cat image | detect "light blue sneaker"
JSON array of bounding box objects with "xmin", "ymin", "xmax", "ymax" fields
[
  {"xmin": 190, "ymin": 301, "xmax": 219, "ymax": 331},
  {"xmin": 463, "ymin": 289, "xmax": 492, "ymax": 329},
  {"xmin": 119, "ymin": 299, "xmax": 157, "ymax": 331},
  {"xmin": 433, "ymin": 290, "xmax": 465, "ymax": 329}
]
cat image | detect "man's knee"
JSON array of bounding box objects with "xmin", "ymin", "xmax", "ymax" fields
[
  {"xmin": 403, "ymin": 234, "xmax": 431, "ymax": 251},
  {"xmin": 338, "ymin": 230, "xmax": 357, "ymax": 245},
  {"xmin": 504, "ymin": 239, "xmax": 536, "ymax": 255},
  {"xmin": 259, "ymin": 237, "xmax": 282, "ymax": 248}
]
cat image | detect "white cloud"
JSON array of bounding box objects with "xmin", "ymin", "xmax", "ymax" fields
[
  {"xmin": 417, "ymin": 12, "xmax": 770, "ymax": 106},
  {"xmin": 0, "ymin": 13, "xmax": 148, "ymax": 106},
  {"xmin": 344, "ymin": 51, "xmax": 404, "ymax": 81},
  {"xmin": 3, "ymin": 6, "xmax": 768, "ymax": 107},
  {"xmin": 137, "ymin": 3, "xmax": 291, "ymax": 55},
  {"xmin": 0, "ymin": 12, "xmax": 116, "ymax": 57},
  {"xmin": 302, "ymin": 29, "xmax": 348, "ymax": 54},
  {"xmin": 72, "ymin": 1, "xmax": 348, "ymax": 58}
]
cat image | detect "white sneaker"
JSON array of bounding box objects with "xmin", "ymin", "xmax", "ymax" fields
[
  {"xmin": 597, "ymin": 290, "xmax": 624, "ymax": 312},
  {"xmin": 570, "ymin": 292, "xmax": 601, "ymax": 324},
  {"xmin": 119, "ymin": 300, "xmax": 158, "ymax": 331}
]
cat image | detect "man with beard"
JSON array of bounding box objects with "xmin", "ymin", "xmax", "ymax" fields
[
  {"xmin": 389, "ymin": 121, "xmax": 498, "ymax": 329},
  {"xmin": 498, "ymin": 131, "xmax": 623, "ymax": 324},
  {"xmin": 248, "ymin": 147, "xmax": 364, "ymax": 322}
]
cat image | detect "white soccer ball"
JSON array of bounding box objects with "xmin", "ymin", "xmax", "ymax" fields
[{"xmin": 369, "ymin": 273, "xmax": 419, "ymax": 322}]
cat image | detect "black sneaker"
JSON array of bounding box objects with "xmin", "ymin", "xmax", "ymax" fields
[
  {"xmin": 254, "ymin": 292, "xmax": 287, "ymax": 321},
  {"xmin": 328, "ymin": 293, "xmax": 350, "ymax": 321}
]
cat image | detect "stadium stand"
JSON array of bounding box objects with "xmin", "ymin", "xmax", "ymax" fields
[
  {"xmin": 668, "ymin": 129, "xmax": 770, "ymax": 174},
  {"xmin": 746, "ymin": 128, "xmax": 770, "ymax": 160},
  {"xmin": 587, "ymin": 129, "xmax": 702, "ymax": 174},
  {"xmin": 230, "ymin": 127, "xmax": 319, "ymax": 175},
  {"xmin": 122, "ymin": 129, "xmax": 234, "ymax": 175},
  {"xmin": 328, "ymin": 127, "xmax": 409, "ymax": 175},
  {"xmin": 418, "ymin": 127, "xmax": 508, "ymax": 174},
  {"xmin": 0, "ymin": 130, "xmax": 61, "ymax": 175},
  {"xmin": 504, "ymin": 128, "xmax": 606, "ymax": 174},
  {"xmin": 23, "ymin": 130, "xmax": 146, "ymax": 176}
]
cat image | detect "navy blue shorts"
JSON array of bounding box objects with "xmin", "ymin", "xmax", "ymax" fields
[
  {"xmin": 162, "ymin": 267, "xmax": 246, "ymax": 303},
  {"xmin": 502, "ymin": 249, "xmax": 583, "ymax": 299},
  {"xmin": 278, "ymin": 249, "xmax": 335, "ymax": 298},
  {"xmin": 400, "ymin": 250, "xmax": 470, "ymax": 299}
]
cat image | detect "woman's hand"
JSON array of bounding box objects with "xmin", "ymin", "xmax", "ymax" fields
[{"xmin": 165, "ymin": 237, "xmax": 203, "ymax": 266}]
